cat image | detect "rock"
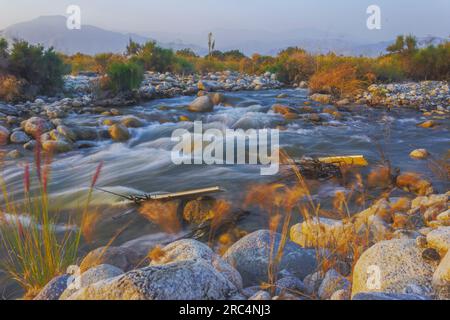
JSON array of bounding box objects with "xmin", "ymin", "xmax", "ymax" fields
[
  {"xmin": 396, "ymin": 173, "xmax": 433, "ymax": 196},
  {"xmin": 198, "ymin": 80, "xmax": 219, "ymax": 91},
  {"xmin": 276, "ymin": 93, "xmax": 288, "ymax": 99},
  {"xmin": 416, "ymin": 236, "xmax": 428, "ymax": 248},
  {"xmin": 421, "ymin": 248, "xmax": 441, "ymax": 262},
  {"xmin": 60, "ymin": 264, "xmax": 124, "ymax": 300},
  {"xmin": 310, "ymin": 93, "xmax": 332, "ymax": 104},
  {"xmin": 0, "ymin": 125, "xmax": 10, "ymax": 145},
  {"xmin": 23, "ymin": 140, "xmax": 37, "ymax": 151},
  {"xmin": 24, "ymin": 117, "xmax": 53, "ymax": 137},
  {"xmin": 318, "ymin": 269, "xmax": 351, "ymax": 300},
  {"xmin": 188, "ymin": 96, "xmax": 214, "ymax": 112},
  {"xmin": 302, "ymin": 271, "xmax": 324, "ymax": 295},
  {"xmin": 34, "ymin": 274, "xmax": 70, "ymax": 300},
  {"xmin": 79, "ymin": 246, "xmax": 141, "ymax": 273},
  {"xmin": 335, "ymin": 98, "xmax": 350, "ymax": 106},
  {"xmin": 9, "ymin": 130, "xmax": 30, "ymax": 144},
  {"xmin": 409, "ymin": 149, "xmax": 429, "ymax": 159},
  {"xmin": 352, "ymin": 239, "xmax": 435, "ymax": 297},
  {"xmin": 222, "ymin": 230, "xmax": 317, "ymax": 287},
  {"xmin": 352, "ymin": 292, "xmax": 430, "ymax": 300},
  {"xmin": 57, "ymin": 125, "xmax": 77, "ymax": 142},
  {"xmin": 151, "ymin": 239, "xmax": 243, "ymax": 290},
  {"xmin": 274, "ymin": 276, "xmax": 307, "ymax": 296},
  {"xmin": 249, "ymin": 291, "xmax": 271, "ymax": 300},
  {"xmin": 108, "ymin": 124, "xmax": 130, "ymax": 142},
  {"xmin": 426, "ymin": 227, "xmax": 450, "ymax": 255},
  {"xmin": 121, "ymin": 116, "xmax": 145, "ymax": 128},
  {"xmin": 290, "ymin": 217, "xmax": 350, "ymax": 248},
  {"xmin": 5, "ymin": 149, "xmax": 22, "ymax": 159},
  {"xmin": 417, "ymin": 120, "xmax": 437, "ymax": 128},
  {"xmin": 63, "ymin": 259, "xmax": 238, "ymax": 300},
  {"xmin": 208, "ymin": 92, "xmax": 226, "ymax": 105},
  {"xmin": 42, "ymin": 140, "xmax": 73, "ymax": 154},
  {"xmin": 330, "ymin": 288, "xmax": 351, "ymax": 300},
  {"xmin": 432, "ymin": 251, "xmax": 450, "ymax": 299},
  {"xmin": 298, "ymin": 81, "xmax": 308, "ymax": 89},
  {"xmin": 272, "ymin": 104, "xmax": 294, "ymax": 115},
  {"xmin": 80, "ymin": 264, "xmax": 124, "ymax": 287},
  {"xmin": 73, "ymin": 126, "xmax": 99, "ymax": 141},
  {"xmin": 437, "ymin": 210, "xmax": 450, "ymax": 224}
]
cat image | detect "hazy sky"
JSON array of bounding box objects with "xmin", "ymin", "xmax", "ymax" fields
[{"xmin": 1, "ymin": 0, "xmax": 449, "ymax": 41}]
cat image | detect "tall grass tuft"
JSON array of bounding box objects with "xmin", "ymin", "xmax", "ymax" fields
[{"xmin": 0, "ymin": 143, "xmax": 103, "ymax": 298}]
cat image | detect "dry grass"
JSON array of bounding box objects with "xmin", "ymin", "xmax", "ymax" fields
[{"xmin": 0, "ymin": 139, "xmax": 103, "ymax": 298}]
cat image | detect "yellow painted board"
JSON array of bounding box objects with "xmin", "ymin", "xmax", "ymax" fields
[{"xmin": 318, "ymin": 155, "xmax": 368, "ymax": 167}]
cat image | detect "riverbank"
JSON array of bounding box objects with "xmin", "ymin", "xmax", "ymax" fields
[{"xmin": 33, "ymin": 191, "xmax": 449, "ymax": 300}]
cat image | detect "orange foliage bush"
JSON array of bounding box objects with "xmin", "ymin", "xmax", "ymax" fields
[
  {"xmin": 309, "ymin": 63, "xmax": 365, "ymax": 97},
  {"xmin": 0, "ymin": 74, "xmax": 23, "ymax": 101}
]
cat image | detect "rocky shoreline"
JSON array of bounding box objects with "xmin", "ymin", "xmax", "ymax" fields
[
  {"xmin": 34, "ymin": 191, "xmax": 449, "ymax": 300},
  {"xmin": 1, "ymin": 72, "xmax": 449, "ymax": 159}
]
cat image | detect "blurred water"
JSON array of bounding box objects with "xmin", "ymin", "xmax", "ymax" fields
[{"xmin": 0, "ymin": 88, "xmax": 449, "ymax": 297}]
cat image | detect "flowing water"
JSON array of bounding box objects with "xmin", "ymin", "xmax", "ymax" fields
[{"xmin": 0, "ymin": 88, "xmax": 449, "ymax": 298}]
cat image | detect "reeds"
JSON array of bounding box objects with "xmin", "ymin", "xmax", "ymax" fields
[{"xmin": 0, "ymin": 137, "xmax": 103, "ymax": 298}]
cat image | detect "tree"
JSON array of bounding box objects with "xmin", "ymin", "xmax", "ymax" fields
[
  {"xmin": 126, "ymin": 38, "xmax": 142, "ymax": 56},
  {"xmin": 208, "ymin": 32, "xmax": 215, "ymax": 58},
  {"xmin": 405, "ymin": 35, "xmax": 417, "ymax": 53},
  {"xmin": 387, "ymin": 35, "xmax": 405, "ymax": 54},
  {"xmin": 176, "ymin": 48, "xmax": 198, "ymax": 58},
  {"xmin": 0, "ymin": 38, "xmax": 9, "ymax": 73}
]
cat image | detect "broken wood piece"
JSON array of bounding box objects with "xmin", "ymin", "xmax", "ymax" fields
[{"xmin": 318, "ymin": 155, "xmax": 368, "ymax": 167}]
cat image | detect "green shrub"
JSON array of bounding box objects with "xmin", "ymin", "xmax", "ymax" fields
[
  {"xmin": 7, "ymin": 40, "xmax": 67, "ymax": 94},
  {"xmin": 107, "ymin": 61, "xmax": 144, "ymax": 93}
]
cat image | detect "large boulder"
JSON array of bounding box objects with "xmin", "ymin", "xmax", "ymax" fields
[
  {"xmin": 426, "ymin": 226, "xmax": 450, "ymax": 256},
  {"xmin": 188, "ymin": 96, "xmax": 214, "ymax": 112},
  {"xmin": 63, "ymin": 259, "xmax": 238, "ymax": 300},
  {"xmin": 79, "ymin": 246, "xmax": 141, "ymax": 273},
  {"xmin": 120, "ymin": 116, "xmax": 145, "ymax": 128},
  {"xmin": 432, "ymin": 251, "xmax": 450, "ymax": 299},
  {"xmin": 150, "ymin": 239, "xmax": 242, "ymax": 290},
  {"xmin": 222, "ymin": 230, "xmax": 317, "ymax": 287},
  {"xmin": 34, "ymin": 274, "xmax": 70, "ymax": 300},
  {"xmin": 23, "ymin": 117, "xmax": 53, "ymax": 137},
  {"xmin": 352, "ymin": 239, "xmax": 435, "ymax": 297}
]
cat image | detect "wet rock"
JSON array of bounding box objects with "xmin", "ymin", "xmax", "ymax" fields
[
  {"xmin": 352, "ymin": 239, "xmax": 435, "ymax": 297},
  {"xmin": 318, "ymin": 269, "xmax": 351, "ymax": 300},
  {"xmin": 9, "ymin": 130, "xmax": 30, "ymax": 144},
  {"xmin": 121, "ymin": 116, "xmax": 145, "ymax": 128},
  {"xmin": 108, "ymin": 124, "xmax": 130, "ymax": 142},
  {"xmin": 426, "ymin": 227, "xmax": 450, "ymax": 255},
  {"xmin": 222, "ymin": 230, "xmax": 317, "ymax": 287},
  {"xmin": 208, "ymin": 92, "xmax": 226, "ymax": 105},
  {"xmin": 63, "ymin": 259, "xmax": 238, "ymax": 300},
  {"xmin": 409, "ymin": 149, "xmax": 429, "ymax": 159},
  {"xmin": 5, "ymin": 149, "xmax": 23, "ymax": 159},
  {"xmin": 73, "ymin": 126, "xmax": 99, "ymax": 141},
  {"xmin": 310, "ymin": 93, "xmax": 332, "ymax": 104},
  {"xmin": 417, "ymin": 120, "xmax": 437, "ymax": 128},
  {"xmin": 0, "ymin": 125, "xmax": 10, "ymax": 145},
  {"xmin": 57, "ymin": 125, "xmax": 77, "ymax": 142},
  {"xmin": 188, "ymin": 96, "xmax": 214, "ymax": 112},
  {"xmin": 352, "ymin": 292, "xmax": 430, "ymax": 300},
  {"xmin": 24, "ymin": 117, "xmax": 53, "ymax": 137},
  {"xmin": 272, "ymin": 104, "xmax": 295, "ymax": 115},
  {"xmin": 23, "ymin": 140, "xmax": 37, "ymax": 151},
  {"xmin": 421, "ymin": 248, "xmax": 441, "ymax": 262},
  {"xmin": 34, "ymin": 274, "xmax": 70, "ymax": 300},
  {"xmin": 151, "ymin": 239, "xmax": 243, "ymax": 290},
  {"xmin": 79, "ymin": 246, "xmax": 141, "ymax": 273},
  {"xmin": 42, "ymin": 140, "xmax": 73, "ymax": 153}
]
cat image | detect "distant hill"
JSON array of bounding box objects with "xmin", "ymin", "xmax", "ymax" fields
[
  {"xmin": 0, "ymin": 16, "xmax": 447, "ymax": 57},
  {"xmin": 0, "ymin": 15, "xmax": 205, "ymax": 55}
]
